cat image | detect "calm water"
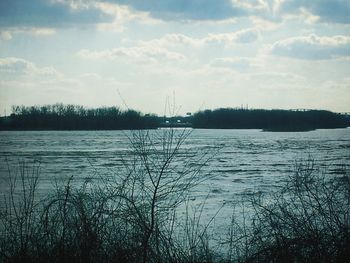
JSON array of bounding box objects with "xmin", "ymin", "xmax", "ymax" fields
[{"xmin": 1, "ymin": 128, "xmax": 349, "ymax": 223}]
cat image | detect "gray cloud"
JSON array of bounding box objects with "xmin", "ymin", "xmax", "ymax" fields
[
  {"xmin": 107, "ymin": 0, "xmax": 350, "ymax": 24},
  {"xmin": 105, "ymin": 0, "xmax": 248, "ymax": 21},
  {"xmin": 280, "ymin": 0, "xmax": 350, "ymax": 24},
  {"xmin": 1, "ymin": 0, "xmax": 349, "ymax": 28},
  {"xmin": 0, "ymin": 0, "xmax": 113, "ymax": 28},
  {"xmin": 270, "ymin": 34, "xmax": 350, "ymax": 60}
]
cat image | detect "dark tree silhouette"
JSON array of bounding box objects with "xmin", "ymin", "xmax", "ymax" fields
[
  {"xmin": 0, "ymin": 105, "xmax": 349, "ymax": 131},
  {"xmin": 0, "ymin": 104, "xmax": 159, "ymax": 130},
  {"xmin": 192, "ymin": 108, "xmax": 350, "ymax": 131}
]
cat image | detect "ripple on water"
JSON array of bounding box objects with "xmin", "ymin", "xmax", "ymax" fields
[{"xmin": 0, "ymin": 129, "xmax": 349, "ymax": 240}]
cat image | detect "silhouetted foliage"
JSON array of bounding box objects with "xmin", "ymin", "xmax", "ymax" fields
[
  {"xmin": 0, "ymin": 104, "xmax": 159, "ymax": 130},
  {"xmin": 0, "ymin": 105, "xmax": 349, "ymax": 131},
  {"xmin": 192, "ymin": 108, "xmax": 350, "ymax": 131},
  {"xmin": 0, "ymin": 130, "xmax": 216, "ymax": 263},
  {"xmin": 230, "ymin": 160, "xmax": 350, "ymax": 263}
]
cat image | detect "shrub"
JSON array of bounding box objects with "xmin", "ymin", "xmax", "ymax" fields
[
  {"xmin": 0, "ymin": 129, "xmax": 216, "ymax": 263},
  {"xmin": 229, "ymin": 159, "xmax": 350, "ymax": 263}
]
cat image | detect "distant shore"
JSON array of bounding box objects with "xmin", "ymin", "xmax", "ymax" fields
[{"xmin": 1, "ymin": 104, "xmax": 349, "ymax": 132}]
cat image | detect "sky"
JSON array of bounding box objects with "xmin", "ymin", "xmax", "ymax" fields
[{"xmin": 0, "ymin": 0, "xmax": 350, "ymax": 116}]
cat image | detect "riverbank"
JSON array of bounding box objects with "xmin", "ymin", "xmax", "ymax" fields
[{"xmin": 1, "ymin": 104, "xmax": 349, "ymax": 132}]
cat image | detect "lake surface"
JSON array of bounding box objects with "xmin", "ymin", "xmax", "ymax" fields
[{"xmin": 1, "ymin": 128, "xmax": 349, "ymax": 227}]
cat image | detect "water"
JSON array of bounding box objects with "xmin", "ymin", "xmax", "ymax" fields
[{"xmin": 0, "ymin": 128, "xmax": 349, "ymax": 231}]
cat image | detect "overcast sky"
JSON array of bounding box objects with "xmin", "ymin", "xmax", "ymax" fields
[{"xmin": 0, "ymin": 0, "xmax": 349, "ymax": 115}]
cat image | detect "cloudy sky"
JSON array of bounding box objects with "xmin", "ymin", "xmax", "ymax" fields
[{"xmin": 0, "ymin": 0, "xmax": 349, "ymax": 115}]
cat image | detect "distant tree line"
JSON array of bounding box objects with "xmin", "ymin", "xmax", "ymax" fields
[
  {"xmin": 0, "ymin": 105, "xmax": 349, "ymax": 131},
  {"xmin": 0, "ymin": 104, "xmax": 159, "ymax": 130},
  {"xmin": 191, "ymin": 108, "xmax": 350, "ymax": 131}
]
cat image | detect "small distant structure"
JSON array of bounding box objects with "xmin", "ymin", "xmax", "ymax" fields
[
  {"xmin": 186, "ymin": 112, "xmax": 192, "ymax": 116},
  {"xmin": 160, "ymin": 115, "xmax": 192, "ymax": 128}
]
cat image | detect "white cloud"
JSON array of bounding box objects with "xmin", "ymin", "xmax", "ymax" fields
[
  {"xmin": 79, "ymin": 72, "xmax": 133, "ymax": 87},
  {"xmin": 250, "ymin": 71, "xmax": 305, "ymax": 83},
  {"xmin": 96, "ymin": 2, "xmax": 160, "ymax": 32},
  {"xmin": 31, "ymin": 28, "xmax": 56, "ymax": 36},
  {"xmin": 0, "ymin": 57, "xmax": 84, "ymax": 112},
  {"xmin": 139, "ymin": 28, "xmax": 261, "ymax": 49},
  {"xmin": 77, "ymin": 28, "xmax": 260, "ymax": 67},
  {"xmin": 298, "ymin": 7, "xmax": 320, "ymax": 24},
  {"xmin": 0, "ymin": 27, "xmax": 56, "ymax": 40},
  {"xmin": 205, "ymin": 28, "xmax": 261, "ymax": 44},
  {"xmin": 139, "ymin": 34, "xmax": 203, "ymax": 48},
  {"xmin": 77, "ymin": 46, "xmax": 186, "ymax": 63},
  {"xmin": 0, "ymin": 57, "xmax": 61, "ymax": 77},
  {"xmin": 0, "ymin": 31, "xmax": 12, "ymax": 40},
  {"xmin": 1, "ymin": 2, "xmax": 349, "ymax": 114},
  {"xmin": 250, "ymin": 16, "xmax": 282, "ymax": 30},
  {"xmin": 270, "ymin": 34, "xmax": 350, "ymax": 60},
  {"xmin": 232, "ymin": 0, "xmax": 272, "ymax": 13},
  {"xmin": 210, "ymin": 57, "xmax": 260, "ymax": 71}
]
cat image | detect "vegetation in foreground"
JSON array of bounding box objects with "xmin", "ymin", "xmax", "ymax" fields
[
  {"xmin": 0, "ymin": 104, "xmax": 349, "ymax": 131},
  {"xmin": 0, "ymin": 129, "xmax": 349, "ymax": 263}
]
